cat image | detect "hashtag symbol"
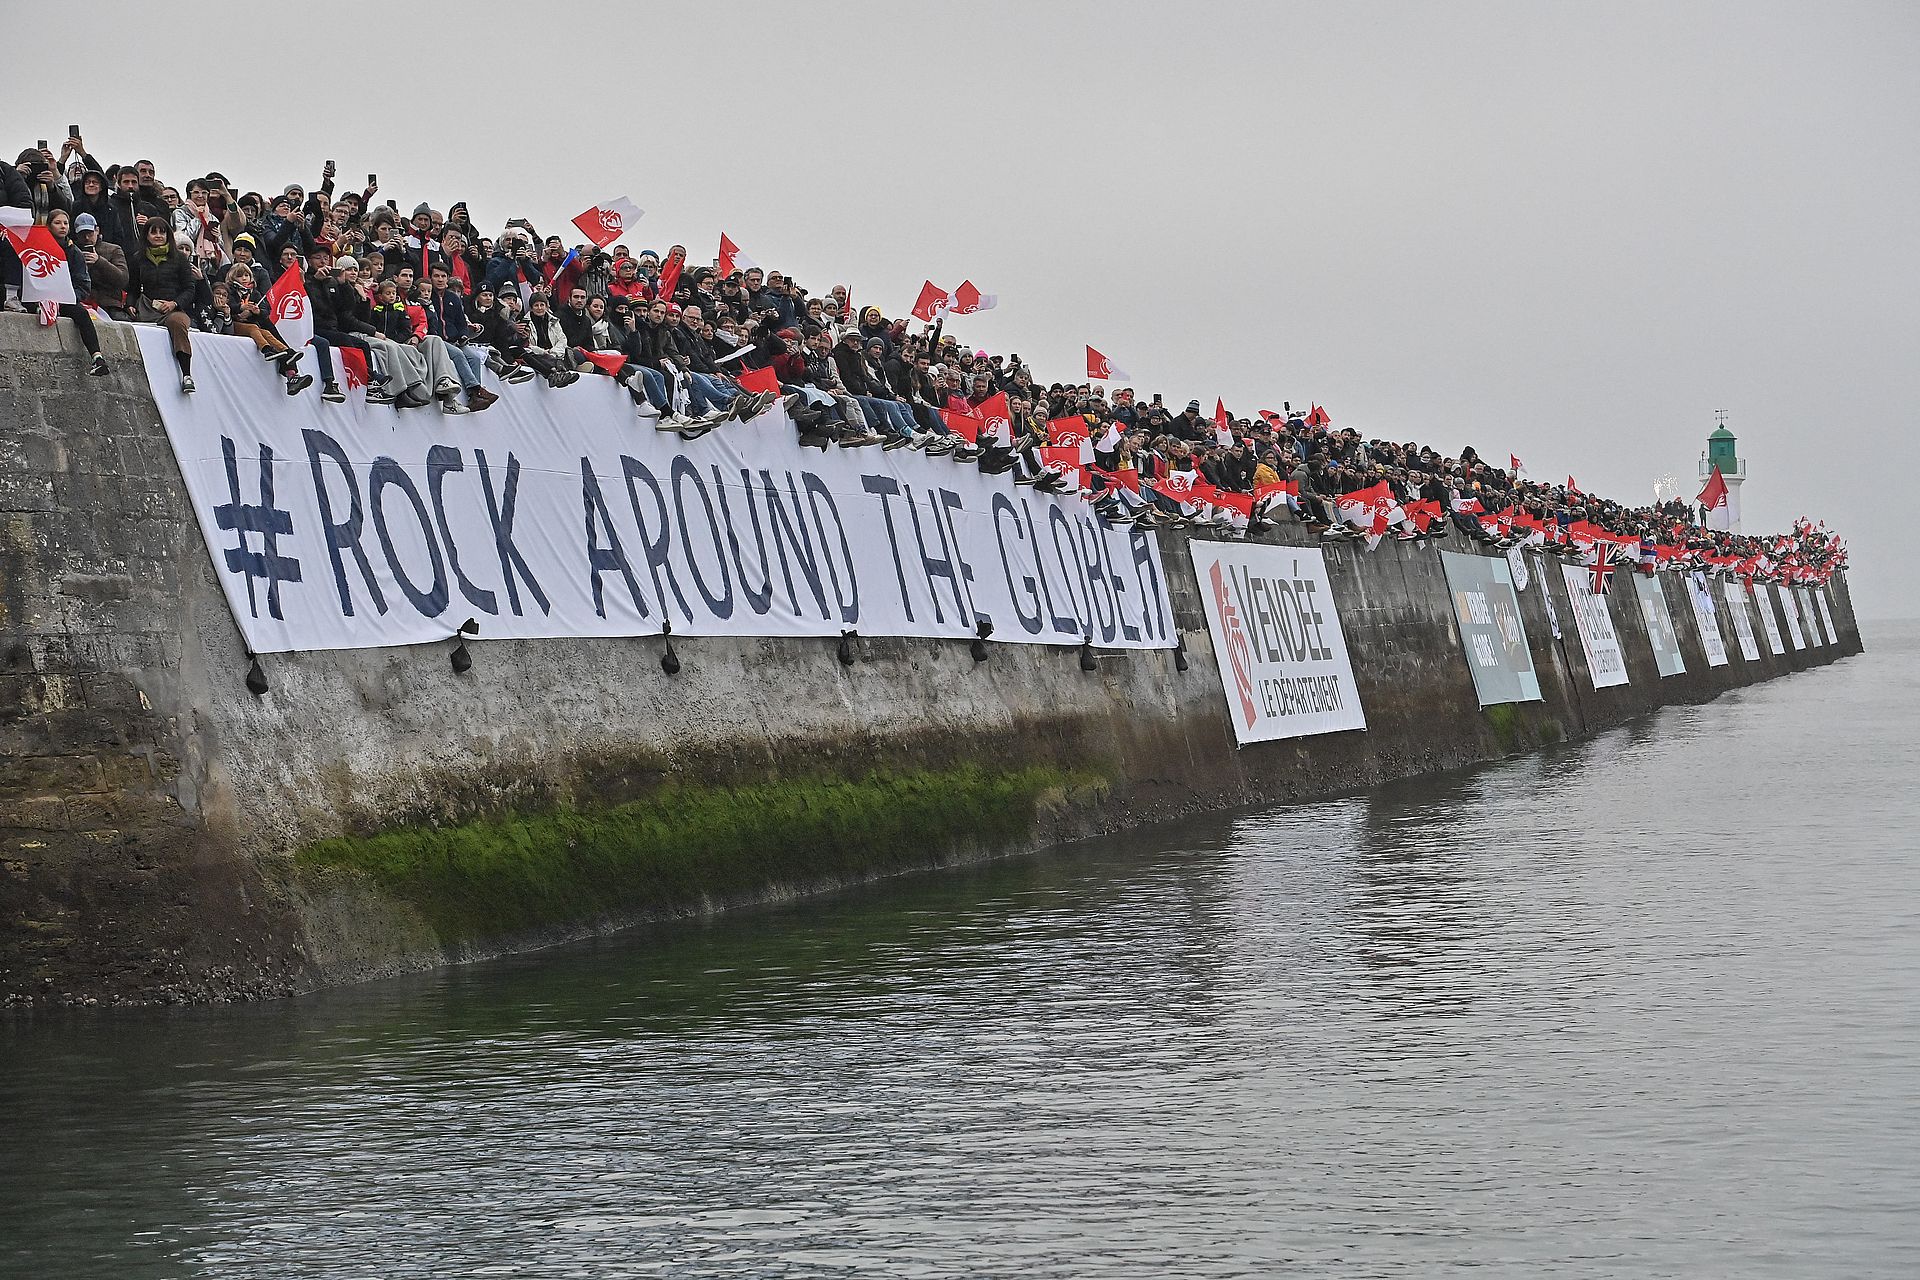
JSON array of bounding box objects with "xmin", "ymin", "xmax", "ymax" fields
[{"xmin": 213, "ymin": 436, "xmax": 303, "ymax": 620}]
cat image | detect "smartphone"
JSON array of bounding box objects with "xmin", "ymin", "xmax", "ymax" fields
[
  {"xmin": 37, "ymin": 140, "xmax": 48, "ymax": 151},
  {"xmin": 368, "ymin": 174, "xmax": 378, "ymax": 185},
  {"xmin": 68, "ymin": 125, "xmax": 81, "ymax": 139}
]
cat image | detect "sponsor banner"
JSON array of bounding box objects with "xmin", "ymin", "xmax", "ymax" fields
[
  {"xmin": 1777, "ymin": 585, "xmax": 1806, "ymax": 649},
  {"xmin": 1506, "ymin": 545, "xmax": 1530, "ymax": 591},
  {"xmin": 1814, "ymin": 588, "xmax": 1840, "ymax": 647},
  {"xmin": 1798, "ymin": 588, "xmax": 1829, "ymax": 646},
  {"xmin": 1187, "ymin": 542, "xmax": 1365, "ymax": 744},
  {"xmin": 137, "ymin": 330, "xmax": 1175, "ymax": 654},
  {"xmin": 1754, "ymin": 582, "xmax": 1786, "ymax": 655},
  {"xmin": 1721, "ymin": 579, "xmax": 1761, "ymax": 662},
  {"xmin": 1633, "ymin": 574, "xmax": 1686, "ymax": 678},
  {"xmin": 1688, "ymin": 572, "xmax": 1729, "ymax": 667},
  {"xmin": 1560, "ymin": 564, "xmax": 1630, "ymax": 688},
  {"xmin": 1440, "ymin": 550, "xmax": 1541, "ymax": 706}
]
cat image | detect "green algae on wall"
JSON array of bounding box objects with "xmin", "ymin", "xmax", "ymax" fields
[{"xmin": 296, "ymin": 765, "xmax": 1105, "ymax": 946}]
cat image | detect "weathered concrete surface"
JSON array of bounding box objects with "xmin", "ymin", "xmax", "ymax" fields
[{"xmin": 0, "ymin": 313, "xmax": 1864, "ymax": 1005}]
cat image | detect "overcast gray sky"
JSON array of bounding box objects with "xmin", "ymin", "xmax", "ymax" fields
[{"xmin": 20, "ymin": 1, "xmax": 1918, "ymax": 617}]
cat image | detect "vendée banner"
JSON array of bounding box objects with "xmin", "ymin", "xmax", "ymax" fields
[
  {"xmin": 1722, "ymin": 579, "xmax": 1762, "ymax": 662},
  {"xmin": 1633, "ymin": 574, "xmax": 1687, "ymax": 678},
  {"xmin": 1813, "ymin": 588, "xmax": 1840, "ymax": 648},
  {"xmin": 1777, "ymin": 585, "xmax": 1807, "ymax": 650},
  {"xmin": 1560, "ymin": 565, "xmax": 1630, "ymax": 688},
  {"xmin": 1688, "ymin": 572, "xmax": 1729, "ymax": 667},
  {"xmin": 137, "ymin": 332, "xmax": 1174, "ymax": 654},
  {"xmin": 1754, "ymin": 583, "xmax": 1786, "ymax": 655},
  {"xmin": 1440, "ymin": 550, "xmax": 1541, "ymax": 706},
  {"xmin": 1798, "ymin": 588, "xmax": 1830, "ymax": 646},
  {"xmin": 1187, "ymin": 542, "xmax": 1365, "ymax": 744}
]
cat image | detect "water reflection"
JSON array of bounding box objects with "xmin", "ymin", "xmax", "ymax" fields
[{"xmin": 3, "ymin": 626, "xmax": 1915, "ymax": 1278}]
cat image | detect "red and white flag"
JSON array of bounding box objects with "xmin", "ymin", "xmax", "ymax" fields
[
  {"xmin": 1697, "ymin": 465, "xmax": 1729, "ymax": 512},
  {"xmin": 1567, "ymin": 475, "xmax": 1583, "ymax": 495},
  {"xmin": 1038, "ymin": 446, "xmax": 1087, "ymax": 492},
  {"xmin": 910, "ymin": 280, "xmax": 951, "ymax": 323},
  {"xmin": 1156, "ymin": 469, "xmax": 1202, "ymax": 503},
  {"xmin": 717, "ymin": 232, "xmax": 756, "ymax": 278},
  {"xmin": 337, "ymin": 347, "xmax": 370, "ymax": 391},
  {"xmin": 1213, "ymin": 398, "xmax": 1233, "ymax": 446},
  {"xmin": 975, "ymin": 390, "xmax": 1013, "ymax": 444},
  {"xmin": 1, "ymin": 221, "xmax": 76, "ymax": 306},
  {"xmin": 736, "ymin": 364, "xmax": 781, "ymax": 398},
  {"xmin": 1305, "ymin": 404, "xmax": 1330, "ymax": 428},
  {"xmin": 581, "ymin": 349, "xmax": 629, "ymax": 377},
  {"xmin": 1047, "ymin": 416, "xmax": 1090, "ymax": 449},
  {"xmin": 1086, "ymin": 345, "xmax": 1129, "ymax": 382},
  {"xmin": 947, "ymin": 280, "xmax": 997, "ymax": 315},
  {"xmin": 940, "ymin": 407, "xmax": 984, "ymax": 444},
  {"xmin": 571, "ymin": 197, "xmax": 644, "ymax": 249},
  {"xmin": 1509, "ymin": 454, "xmax": 1524, "ymax": 473},
  {"xmin": 1095, "ymin": 422, "xmax": 1124, "ymax": 453},
  {"xmin": 265, "ymin": 263, "xmax": 314, "ymax": 354}
]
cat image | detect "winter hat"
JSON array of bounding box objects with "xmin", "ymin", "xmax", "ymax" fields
[{"xmin": 411, "ymin": 202, "xmax": 432, "ymax": 218}]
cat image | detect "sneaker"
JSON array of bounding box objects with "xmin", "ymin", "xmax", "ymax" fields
[
  {"xmin": 285, "ymin": 373, "xmax": 314, "ymax": 396},
  {"xmin": 925, "ymin": 437, "xmax": 955, "ymax": 456},
  {"xmin": 726, "ymin": 394, "xmax": 754, "ymax": 421},
  {"xmin": 269, "ymin": 348, "xmax": 298, "ymax": 370},
  {"xmin": 1013, "ymin": 474, "xmax": 1037, "ymax": 486},
  {"xmin": 630, "ymin": 391, "xmax": 661, "ymax": 416},
  {"xmin": 484, "ymin": 350, "xmax": 508, "ymax": 375},
  {"xmin": 879, "ymin": 433, "xmax": 910, "ymax": 450},
  {"xmin": 504, "ymin": 364, "xmax": 536, "ymax": 384},
  {"xmin": 468, "ymin": 387, "xmax": 498, "ymax": 411},
  {"xmin": 320, "ymin": 381, "xmax": 346, "ymax": 404},
  {"xmin": 440, "ymin": 397, "xmax": 471, "ymax": 415},
  {"xmin": 180, "ymin": 374, "xmax": 196, "ymax": 394},
  {"xmin": 749, "ymin": 391, "xmax": 777, "ymax": 417},
  {"xmin": 433, "ymin": 378, "xmax": 462, "ymax": 397},
  {"xmin": 366, "ymin": 387, "xmax": 396, "ymax": 405},
  {"xmin": 840, "ymin": 433, "xmax": 880, "ymax": 448},
  {"xmin": 548, "ymin": 370, "xmax": 580, "ymax": 389},
  {"xmin": 697, "ymin": 406, "xmax": 729, "ymax": 424},
  {"xmin": 798, "ymin": 432, "xmax": 834, "ymax": 451},
  {"xmin": 678, "ymin": 422, "xmax": 715, "ymax": 441},
  {"xmin": 88, "ymin": 354, "xmax": 109, "ymax": 377}
]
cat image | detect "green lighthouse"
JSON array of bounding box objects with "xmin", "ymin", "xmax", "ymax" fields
[{"xmin": 1699, "ymin": 410, "xmax": 1746, "ymax": 532}]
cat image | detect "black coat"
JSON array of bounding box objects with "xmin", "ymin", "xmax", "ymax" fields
[{"xmin": 129, "ymin": 245, "xmax": 197, "ymax": 310}]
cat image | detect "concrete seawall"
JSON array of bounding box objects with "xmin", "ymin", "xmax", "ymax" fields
[{"xmin": 0, "ymin": 314, "xmax": 1864, "ymax": 1005}]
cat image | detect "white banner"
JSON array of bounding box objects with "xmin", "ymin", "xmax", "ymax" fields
[
  {"xmin": 1797, "ymin": 588, "xmax": 1829, "ymax": 646},
  {"xmin": 1814, "ymin": 588, "xmax": 1840, "ymax": 648},
  {"xmin": 1187, "ymin": 542, "xmax": 1365, "ymax": 744},
  {"xmin": 1560, "ymin": 564, "xmax": 1630, "ymax": 688},
  {"xmin": 1688, "ymin": 572, "xmax": 1728, "ymax": 667},
  {"xmin": 1633, "ymin": 573, "xmax": 1686, "ymax": 678},
  {"xmin": 137, "ymin": 331, "xmax": 1174, "ymax": 654},
  {"xmin": 1722, "ymin": 579, "xmax": 1762, "ymax": 661},
  {"xmin": 1754, "ymin": 583, "xmax": 1786, "ymax": 655},
  {"xmin": 1777, "ymin": 585, "xmax": 1806, "ymax": 650}
]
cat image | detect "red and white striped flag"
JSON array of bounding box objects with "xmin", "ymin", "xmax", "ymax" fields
[
  {"xmin": 571, "ymin": 197, "xmax": 644, "ymax": 249},
  {"xmin": 947, "ymin": 280, "xmax": 997, "ymax": 314},
  {"xmin": 1086, "ymin": 345, "xmax": 1129, "ymax": 381},
  {"xmin": 717, "ymin": 232, "xmax": 756, "ymax": 278},
  {"xmin": 266, "ymin": 263, "xmax": 313, "ymax": 355}
]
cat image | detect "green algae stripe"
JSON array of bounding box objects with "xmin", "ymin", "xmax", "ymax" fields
[{"xmin": 296, "ymin": 766, "xmax": 1100, "ymax": 944}]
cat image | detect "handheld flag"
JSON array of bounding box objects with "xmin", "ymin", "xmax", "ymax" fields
[
  {"xmin": 910, "ymin": 280, "xmax": 950, "ymax": 323},
  {"xmin": 581, "ymin": 349, "xmax": 628, "ymax": 377},
  {"xmin": 1047, "ymin": 416, "xmax": 1090, "ymax": 448},
  {"xmin": 735, "ymin": 364, "xmax": 781, "ymax": 398},
  {"xmin": 571, "ymin": 197, "xmax": 644, "ymax": 249},
  {"xmin": 1509, "ymin": 454, "xmax": 1524, "ymax": 473},
  {"xmin": 1, "ymin": 223, "xmax": 76, "ymax": 306},
  {"xmin": 940, "ymin": 407, "xmax": 984, "ymax": 444},
  {"xmin": 717, "ymin": 232, "xmax": 756, "ymax": 278},
  {"xmin": 1086, "ymin": 345, "xmax": 1129, "ymax": 381},
  {"xmin": 948, "ymin": 280, "xmax": 997, "ymax": 315},
  {"xmin": 975, "ymin": 390, "xmax": 1013, "ymax": 444},
  {"xmin": 265, "ymin": 263, "xmax": 313, "ymax": 355},
  {"xmin": 1697, "ymin": 466, "xmax": 1729, "ymax": 512},
  {"xmin": 656, "ymin": 246, "xmax": 685, "ymax": 305}
]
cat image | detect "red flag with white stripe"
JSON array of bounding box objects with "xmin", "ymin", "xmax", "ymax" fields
[
  {"xmin": 947, "ymin": 280, "xmax": 997, "ymax": 314},
  {"xmin": 2, "ymin": 223, "xmax": 76, "ymax": 306},
  {"xmin": 266, "ymin": 263, "xmax": 314, "ymax": 355},
  {"xmin": 1086, "ymin": 345, "xmax": 1129, "ymax": 382},
  {"xmin": 717, "ymin": 232, "xmax": 756, "ymax": 278},
  {"xmin": 910, "ymin": 280, "xmax": 951, "ymax": 323},
  {"xmin": 941, "ymin": 407, "xmax": 983, "ymax": 444},
  {"xmin": 571, "ymin": 197, "xmax": 644, "ymax": 249},
  {"xmin": 975, "ymin": 390, "xmax": 1013, "ymax": 444}
]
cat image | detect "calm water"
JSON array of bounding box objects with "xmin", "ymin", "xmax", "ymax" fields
[{"xmin": 4, "ymin": 626, "xmax": 1916, "ymax": 1279}]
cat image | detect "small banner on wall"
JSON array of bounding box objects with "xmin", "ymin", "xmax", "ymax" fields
[
  {"xmin": 1813, "ymin": 588, "xmax": 1840, "ymax": 648},
  {"xmin": 1560, "ymin": 564, "xmax": 1631, "ymax": 688},
  {"xmin": 1187, "ymin": 542, "xmax": 1366, "ymax": 745},
  {"xmin": 136, "ymin": 331, "xmax": 1175, "ymax": 655},
  {"xmin": 1440, "ymin": 551, "xmax": 1541, "ymax": 706},
  {"xmin": 1687, "ymin": 573, "xmax": 1729, "ymax": 667},
  {"xmin": 1754, "ymin": 583, "xmax": 1787, "ymax": 655},
  {"xmin": 1777, "ymin": 585, "xmax": 1807, "ymax": 650},
  {"xmin": 1722, "ymin": 579, "xmax": 1762, "ymax": 661},
  {"xmin": 1633, "ymin": 574, "xmax": 1687, "ymax": 678}
]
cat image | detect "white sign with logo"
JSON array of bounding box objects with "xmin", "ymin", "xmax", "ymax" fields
[
  {"xmin": 1722, "ymin": 579, "xmax": 1762, "ymax": 661},
  {"xmin": 1777, "ymin": 585, "xmax": 1807, "ymax": 650},
  {"xmin": 1188, "ymin": 542, "xmax": 1365, "ymax": 745},
  {"xmin": 1688, "ymin": 572, "xmax": 1728, "ymax": 667},
  {"xmin": 1560, "ymin": 564, "xmax": 1631, "ymax": 688},
  {"xmin": 1814, "ymin": 588, "xmax": 1840, "ymax": 648},
  {"xmin": 1754, "ymin": 583, "xmax": 1786, "ymax": 655}
]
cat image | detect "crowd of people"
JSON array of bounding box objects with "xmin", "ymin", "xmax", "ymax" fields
[{"xmin": 1, "ymin": 132, "xmax": 1845, "ymax": 589}]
